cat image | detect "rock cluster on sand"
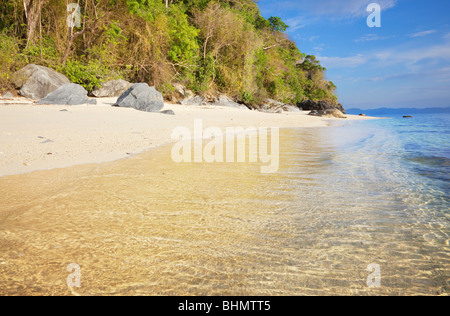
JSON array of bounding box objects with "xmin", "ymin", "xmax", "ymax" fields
[
  {"xmin": 37, "ymin": 83, "xmax": 95, "ymax": 105},
  {"xmin": 180, "ymin": 95, "xmax": 207, "ymax": 106},
  {"xmin": 323, "ymin": 108, "xmax": 347, "ymax": 118},
  {"xmin": 13, "ymin": 64, "xmax": 70, "ymax": 100},
  {"xmin": 91, "ymin": 79, "xmax": 133, "ymax": 98},
  {"xmin": 308, "ymin": 108, "xmax": 347, "ymax": 119},
  {"xmin": 298, "ymin": 100, "xmax": 346, "ymax": 114},
  {"xmin": 115, "ymin": 83, "xmax": 164, "ymax": 112},
  {"xmin": 259, "ymin": 99, "xmax": 301, "ymax": 113},
  {"xmin": 212, "ymin": 95, "xmax": 248, "ymax": 110}
]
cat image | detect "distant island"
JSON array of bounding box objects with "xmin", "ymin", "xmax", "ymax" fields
[{"xmin": 346, "ymin": 107, "xmax": 450, "ymax": 117}]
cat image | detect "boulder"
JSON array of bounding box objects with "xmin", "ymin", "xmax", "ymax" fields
[
  {"xmin": 13, "ymin": 64, "xmax": 70, "ymax": 100},
  {"xmin": 91, "ymin": 79, "xmax": 133, "ymax": 97},
  {"xmin": 323, "ymin": 109, "xmax": 347, "ymax": 119},
  {"xmin": 336, "ymin": 103, "xmax": 346, "ymax": 113},
  {"xmin": 37, "ymin": 83, "xmax": 94, "ymax": 105},
  {"xmin": 170, "ymin": 84, "xmax": 194, "ymax": 103},
  {"xmin": 282, "ymin": 105, "xmax": 302, "ymax": 112},
  {"xmin": 266, "ymin": 98, "xmax": 285, "ymax": 107},
  {"xmin": 174, "ymin": 84, "xmax": 193, "ymax": 98},
  {"xmin": 308, "ymin": 110, "xmax": 321, "ymax": 117},
  {"xmin": 212, "ymin": 95, "xmax": 248, "ymax": 110},
  {"xmin": 160, "ymin": 109, "xmax": 175, "ymax": 115},
  {"xmin": 0, "ymin": 92, "xmax": 14, "ymax": 99},
  {"xmin": 260, "ymin": 99, "xmax": 302, "ymax": 113},
  {"xmin": 180, "ymin": 95, "xmax": 207, "ymax": 106},
  {"xmin": 308, "ymin": 108, "xmax": 347, "ymax": 118},
  {"xmin": 115, "ymin": 83, "xmax": 164, "ymax": 112},
  {"xmin": 298, "ymin": 100, "xmax": 346, "ymax": 114}
]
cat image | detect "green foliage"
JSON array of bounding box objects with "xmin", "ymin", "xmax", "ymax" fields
[
  {"xmin": 167, "ymin": 7, "xmax": 199, "ymax": 65},
  {"xmin": 181, "ymin": 0, "xmax": 212, "ymax": 11},
  {"xmin": 104, "ymin": 21, "xmax": 128, "ymax": 45},
  {"xmin": 241, "ymin": 90, "xmax": 254, "ymax": 104},
  {"xmin": 194, "ymin": 54, "xmax": 216, "ymax": 93},
  {"xmin": 255, "ymin": 16, "xmax": 270, "ymax": 30},
  {"xmin": 60, "ymin": 59, "xmax": 123, "ymax": 92},
  {"xmin": 0, "ymin": 0, "xmax": 338, "ymax": 104},
  {"xmin": 0, "ymin": 32, "xmax": 24, "ymax": 89},
  {"xmin": 21, "ymin": 36, "xmax": 61, "ymax": 69},
  {"xmin": 268, "ymin": 16, "xmax": 289, "ymax": 32},
  {"xmin": 126, "ymin": 0, "xmax": 165, "ymax": 21}
]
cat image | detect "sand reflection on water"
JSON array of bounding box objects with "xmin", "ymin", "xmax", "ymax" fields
[{"xmin": 0, "ymin": 128, "xmax": 448, "ymax": 295}]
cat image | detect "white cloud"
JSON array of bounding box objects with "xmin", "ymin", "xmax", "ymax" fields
[
  {"xmin": 317, "ymin": 54, "xmax": 368, "ymax": 68},
  {"xmin": 285, "ymin": 18, "xmax": 306, "ymax": 31},
  {"xmin": 368, "ymin": 66, "xmax": 450, "ymax": 82},
  {"xmin": 318, "ymin": 42, "xmax": 450, "ymax": 69},
  {"xmin": 354, "ymin": 34, "xmax": 396, "ymax": 42},
  {"xmin": 408, "ymin": 30, "xmax": 436, "ymax": 38},
  {"xmin": 378, "ymin": 43, "xmax": 450, "ymax": 65},
  {"xmin": 276, "ymin": 0, "xmax": 398, "ymax": 18}
]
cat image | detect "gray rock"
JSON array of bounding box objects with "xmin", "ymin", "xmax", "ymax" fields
[
  {"xmin": 115, "ymin": 83, "xmax": 164, "ymax": 112},
  {"xmin": 323, "ymin": 108, "xmax": 347, "ymax": 118},
  {"xmin": 308, "ymin": 108, "xmax": 346, "ymax": 118},
  {"xmin": 91, "ymin": 79, "xmax": 133, "ymax": 97},
  {"xmin": 160, "ymin": 109, "xmax": 175, "ymax": 115},
  {"xmin": 174, "ymin": 84, "xmax": 186, "ymax": 97},
  {"xmin": 37, "ymin": 83, "xmax": 90, "ymax": 105},
  {"xmin": 0, "ymin": 92, "xmax": 14, "ymax": 99},
  {"xmin": 259, "ymin": 99, "xmax": 300, "ymax": 112},
  {"xmin": 308, "ymin": 110, "xmax": 321, "ymax": 116},
  {"xmin": 281, "ymin": 105, "xmax": 302, "ymax": 112},
  {"xmin": 180, "ymin": 95, "xmax": 207, "ymax": 106},
  {"xmin": 174, "ymin": 84, "xmax": 194, "ymax": 98},
  {"xmin": 266, "ymin": 98, "xmax": 284, "ymax": 107},
  {"xmin": 298, "ymin": 100, "xmax": 346, "ymax": 114},
  {"xmin": 171, "ymin": 84, "xmax": 194, "ymax": 103},
  {"xmin": 13, "ymin": 64, "xmax": 70, "ymax": 100},
  {"xmin": 212, "ymin": 95, "xmax": 248, "ymax": 110}
]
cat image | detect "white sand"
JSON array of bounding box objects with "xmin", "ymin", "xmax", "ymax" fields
[{"xmin": 0, "ymin": 97, "xmax": 375, "ymax": 177}]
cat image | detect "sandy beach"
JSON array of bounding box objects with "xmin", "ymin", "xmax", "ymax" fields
[
  {"xmin": 1, "ymin": 97, "xmax": 448, "ymax": 297},
  {"xmin": 0, "ymin": 97, "xmax": 373, "ymax": 177}
]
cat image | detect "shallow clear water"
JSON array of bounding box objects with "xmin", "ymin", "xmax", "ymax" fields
[{"xmin": 0, "ymin": 114, "xmax": 448, "ymax": 295}]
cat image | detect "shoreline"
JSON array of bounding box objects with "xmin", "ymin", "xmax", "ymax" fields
[{"xmin": 0, "ymin": 97, "xmax": 377, "ymax": 177}]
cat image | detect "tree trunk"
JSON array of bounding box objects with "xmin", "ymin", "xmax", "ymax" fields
[{"xmin": 23, "ymin": 0, "xmax": 45, "ymax": 47}]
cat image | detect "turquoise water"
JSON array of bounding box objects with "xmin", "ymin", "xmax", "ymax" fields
[
  {"xmin": 273, "ymin": 113, "xmax": 450, "ymax": 294},
  {"xmin": 346, "ymin": 113, "xmax": 449, "ymax": 199},
  {"xmin": 323, "ymin": 113, "xmax": 450, "ymax": 236}
]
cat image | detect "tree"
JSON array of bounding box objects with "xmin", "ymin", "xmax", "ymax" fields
[
  {"xmin": 268, "ymin": 16, "xmax": 288, "ymax": 32},
  {"xmin": 23, "ymin": 0, "xmax": 46, "ymax": 46}
]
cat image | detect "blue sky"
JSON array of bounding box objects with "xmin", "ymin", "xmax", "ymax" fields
[{"xmin": 256, "ymin": 0, "xmax": 450, "ymax": 109}]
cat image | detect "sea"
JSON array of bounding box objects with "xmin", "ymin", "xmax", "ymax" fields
[{"xmin": 0, "ymin": 110, "xmax": 448, "ymax": 295}]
